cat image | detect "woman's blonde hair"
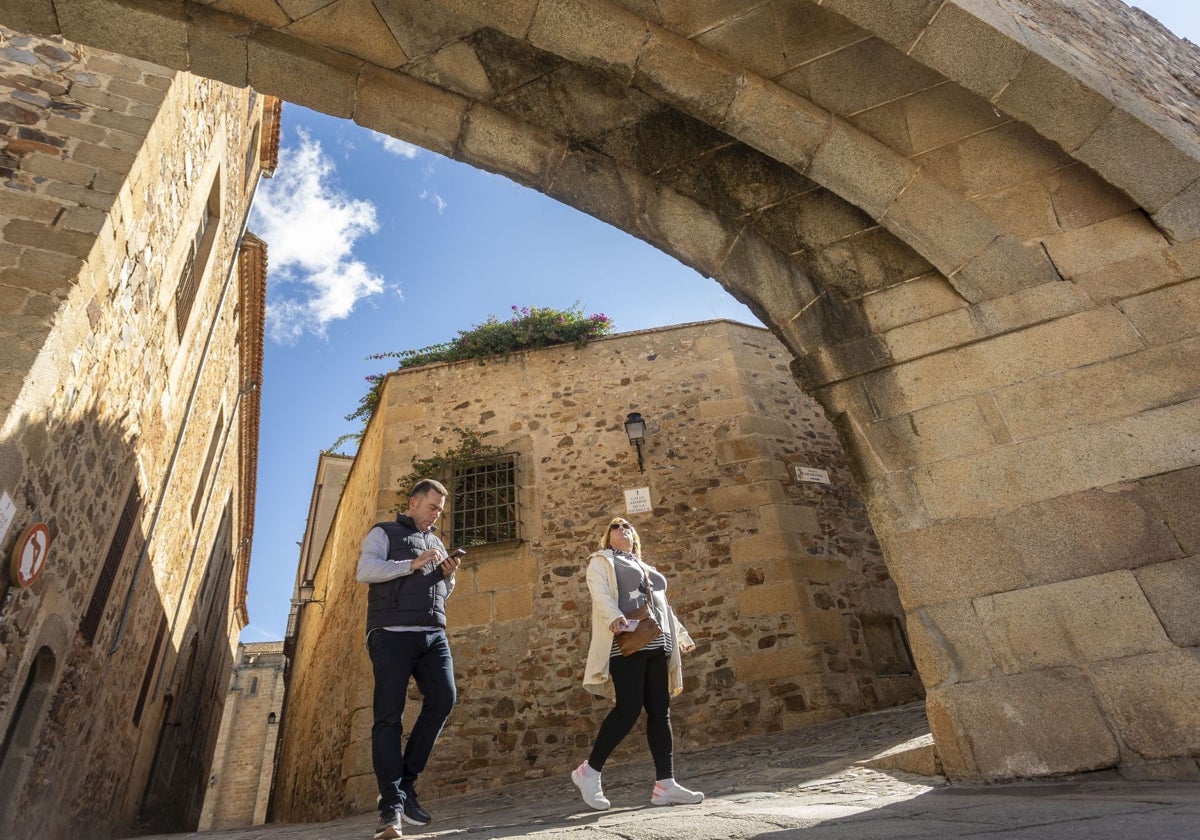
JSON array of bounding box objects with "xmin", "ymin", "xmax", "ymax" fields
[{"xmin": 598, "ymin": 517, "xmax": 641, "ymax": 556}]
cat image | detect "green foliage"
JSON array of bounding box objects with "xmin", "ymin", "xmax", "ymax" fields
[
  {"xmin": 340, "ymin": 304, "xmax": 613, "ymax": 441},
  {"xmin": 396, "ymin": 428, "xmax": 504, "ymax": 501}
]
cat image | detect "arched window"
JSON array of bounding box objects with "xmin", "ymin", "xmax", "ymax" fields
[
  {"xmin": 248, "ymin": 676, "xmax": 259, "ymax": 696},
  {"xmin": 267, "ymin": 712, "xmax": 277, "ymax": 725}
]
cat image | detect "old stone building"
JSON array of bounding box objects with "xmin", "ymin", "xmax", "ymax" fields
[
  {"xmin": 199, "ymin": 641, "xmax": 287, "ymax": 831},
  {"xmin": 0, "ymin": 26, "xmax": 276, "ymax": 840},
  {"xmin": 274, "ymin": 320, "xmax": 923, "ymax": 821},
  {"xmin": 5, "ymin": 0, "xmax": 1200, "ymax": 790}
]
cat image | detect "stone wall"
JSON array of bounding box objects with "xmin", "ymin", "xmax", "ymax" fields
[
  {"xmin": 0, "ymin": 27, "xmax": 266, "ymax": 840},
  {"xmin": 274, "ymin": 320, "xmax": 921, "ymax": 822},
  {"xmin": 200, "ymin": 642, "xmax": 286, "ymax": 830}
]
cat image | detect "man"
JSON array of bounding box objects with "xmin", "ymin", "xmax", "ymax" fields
[{"xmin": 357, "ymin": 479, "xmax": 463, "ymax": 840}]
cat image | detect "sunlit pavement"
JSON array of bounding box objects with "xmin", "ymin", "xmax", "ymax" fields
[{"xmin": 135, "ymin": 703, "xmax": 1200, "ymax": 840}]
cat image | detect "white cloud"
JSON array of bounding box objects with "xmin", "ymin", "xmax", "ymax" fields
[
  {"xmin": 251, "ymin": 129, "xmax": 385, "ymax": 342},
  {"xmin": 371, "ymin": 131, "xmax": 421, "ymax": 159},
  {"xmin": 420, "ymin": 189, "xmax": 447, "ymax": 214}
]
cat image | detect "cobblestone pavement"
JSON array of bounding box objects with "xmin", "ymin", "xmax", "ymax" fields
[{"xmin": 137, "ymin": 703, "xmax": 1200, "ymax": 840}]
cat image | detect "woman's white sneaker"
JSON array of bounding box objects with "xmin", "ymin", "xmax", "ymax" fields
[
  {"xmin": 651, "ymin": 778, "xmax": 704, "ymax": 806},
  {"xmin": 571, "ymin": 762, "xmax": 610, "ymax": 810}
]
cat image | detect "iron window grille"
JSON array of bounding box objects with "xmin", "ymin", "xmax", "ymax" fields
[{"xmin": 450, "ymin": 453, "xmax": 519, "ymax": 546}]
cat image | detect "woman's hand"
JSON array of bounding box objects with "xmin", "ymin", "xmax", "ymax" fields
[
  {"xmin": 681, "ymin": 640, "xmax": 696, "ymax": 654},
  {"xmin": 609, "ymin": 616, "xmax": 631, "ymax": 634}
]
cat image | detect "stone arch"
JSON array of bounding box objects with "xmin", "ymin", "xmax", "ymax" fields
[
  {"xmin": 5, "ymin": 0, "xmax": 1200, "ymax": 781},
  {"xmin": 0, "ymin": 615, "xmax": 70, "ymax": 829}
]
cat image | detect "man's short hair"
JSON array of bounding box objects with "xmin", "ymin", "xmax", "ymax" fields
[{"xmin": 409, "ymin": 478, "xmax": 448, "ymax": 500}]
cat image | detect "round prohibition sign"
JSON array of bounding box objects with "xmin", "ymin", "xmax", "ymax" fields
[{"xmin": 10, "ymin": 522, "xmax": 51, "ymax": 588}]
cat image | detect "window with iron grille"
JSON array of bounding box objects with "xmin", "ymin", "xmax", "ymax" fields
[
  {"xmin": 450, "ymin": 454, "xmax": 518, "ymax": 546},
  {"xmin": 80, "ymin": 483, "xmax": 142, "ymax": 645}
]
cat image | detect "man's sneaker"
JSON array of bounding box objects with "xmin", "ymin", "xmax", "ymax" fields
[
  {"xmin": 401, "ymin": 790, "xmax": 431, "ymax": 826},
  {"xmin": 651, "ymin": 778, "xmax": 704, "ymax": 806},
  {"xmin": 374, "ymin": 807, "xmax": 402, "ymax": 839},
  {"xmin": 571, "ymin": 761, "xmax": 610, "ymax": 810}
]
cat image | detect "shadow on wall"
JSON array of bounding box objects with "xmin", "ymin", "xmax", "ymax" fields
[{"xmin": 0, "ymin": 404, "xmax": 234, "ymax": 840}]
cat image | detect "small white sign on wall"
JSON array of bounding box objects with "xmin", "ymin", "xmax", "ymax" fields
[
  {"xmin": 0, "ymin": 491, "xmax": 14, "ymax": 544},
  {"xmin": 624, "ymin": 487, "xmax": 652, "ymax": 514},
  {"xmin": 795, "ymin": 466, "xmax": 831, "ymax": 485}
]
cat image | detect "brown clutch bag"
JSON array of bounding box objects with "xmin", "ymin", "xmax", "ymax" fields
[{"xmin": 615, "ymin": 603, "xmax": 662, "ymax": 656}]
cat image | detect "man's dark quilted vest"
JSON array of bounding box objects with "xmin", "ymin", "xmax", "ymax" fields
[{"xmin": 365, "ymin": 514, "xmax": 449, "ymax": 632}]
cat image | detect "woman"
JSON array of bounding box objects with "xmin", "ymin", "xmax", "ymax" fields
[{"xmin": 570, "ymin": 517, "xmax": 704, "ymax": 809}]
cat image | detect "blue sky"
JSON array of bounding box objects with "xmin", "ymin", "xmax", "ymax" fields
[{"xmin": 238, "ymin": 2, "xmax": 1198, "ymax": 642}]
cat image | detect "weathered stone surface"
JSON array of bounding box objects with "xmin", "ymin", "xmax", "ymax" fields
[
  {"xmin": 975, "ymin": 572, "xmax": 1172, "ymax": 673},
  {"xmin": 1119, "ymin": 278, "xmax": 1200, "ymax": 347},
  {"xmin": 994, "ymin": 51, "xmax": 1114, "ymax": 152},
  {"xmin": 780, "ymin": 36, "xmax": 942, "ymax": 118},
  {"xmin": 926, "ymin": 669, "xmax": 1119, "ymax": 780},
  {"xmin": 862, "ymin": 307, "xmax": 1144, "ymax": 421},
  {"xmin": 1043, "ymin": 211, "xmax": 1168, "ymax": 279},
  {"xmin": 1091, "ymin": 650, "xmax": 1200, "ymax": 759},
  {"xmin": 693, "ymin": 3, "xmax": 787, "ymax": 80},
  {"xmin": 1045, "ymin": 161, "xmax": 1140, "ymax": 232},
  {"xmin": 1075, "ymin": 109, "xmax": 1200, "ymax": 212},
  {"xmin": 1153, "ymin": 175, "xmax": 1200, "ymax": 242},
  {"xmin": 821, "ymin": 0, "xmax": 942, "ymax": 51},
  {"xmin": 921, "ymin": 122, "xmax": 1073, "ymax": 197},
  {"xmin": 284, "ymin": 0, "xmax": 407, "ymax": 69},
  {"xmin": 355, "ymin": 64, "xmax": 466, "ymax": 156},
  {"xmin": 1073, "ymin": 247, "xmax": 1179, "ymax": 303},
  {"xmin": 1135, "ymin": 557, "xmax": 1200, "ymax": 647},
  {"xmin": 1141, "ymin": 465, "xmax": 1200, "ymax": 555},
  {"xmin": 57, "ymin": 0, "xmax": 188, "ymax": 70},
  {"xmin": 910, "ymin": 2, "xmax": 1025, "ymax": 97},
  {"xmin": 1001, "ymin": 487, "xmax": 1183, "ymax": 585},
  {"xmin": 993, "ymin": 336, "xmax": 1200, "ymax": 441},
  {"xmin": 808, "ymin": 120, "xmax": 915, "ymax": 222},
  {"xmin": 248, "ymin": 29, "xmax": 361, "ymax": 118},
  {"xmin": 528, "ymin": 0, "xmax": 644, "ymax": 77},
  {"xmin": 906, "ymin": 600, "xmax": 996, "ymax": 688},
  {"xmin": 459, "ymin": 105, "xmax": 562, "ymax": 188},
  {"xmin": 913, "ymin": 398, "xmax": 1200, "ymax": 520},
  {"xmin": 634, "ymin": 29, "xmax": 740, "ymax": 127},
  {"xmin": 884, "ymin": 518, "xmax": 1027, "ymax": 609}
]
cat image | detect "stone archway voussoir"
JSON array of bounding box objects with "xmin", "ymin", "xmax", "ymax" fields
[
  {"xmin": 430, "ymin": 0, "xmax": 536, "ymax": 41},
  {"xmin": 248, "ymin": 27, "xmax": 361, "ymax": 119},
  {"xmin": 527, "ymin": 0, "xmax": 646, "ymax": 80},
  {"xmin": 459, "ymin": 104, "xmax": 567, "ymax": 191},
  {"xmin": 2, "ymin": 0, "xmax": 58, "ymax": 34},
  {"xmin": 188, "ymin": 4, "xmax": 256, "ymax": 88},
  {"xmin": 632, "ymin": 28, "xmax": 743, "ymax": 128},
  {"xmin": 58, "ymin": 0, "xmax": 190, "ymax": 71},
  {"xmin": 354, "ymin": 64, "xmax": 469, "ymax": 157}
]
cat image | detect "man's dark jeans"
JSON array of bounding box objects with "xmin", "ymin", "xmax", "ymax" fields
[{"xmin": 368, "ymin": 628, "xmax": 456, "ymax": 811}]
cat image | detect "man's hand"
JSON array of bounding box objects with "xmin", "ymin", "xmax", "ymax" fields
[
  {"xmin": 413, "ymin": 548, "xmax": 444, "ymax": 571},
  {"xmin": 439, "ymin": 550, "xmax": 463, "ymax": 576}
]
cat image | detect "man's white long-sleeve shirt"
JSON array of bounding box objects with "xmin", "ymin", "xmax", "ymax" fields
[{"xmin": 356, "ymin": 525, "xmax": 456, "ymax": 603}]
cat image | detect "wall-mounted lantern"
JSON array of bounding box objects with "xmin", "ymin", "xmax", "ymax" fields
[
  {"xmin": 298, "ymin": 578, "xmax": 323, "ymax": 606},
  {"xmin": 624, "ymin": 412, "xmax": 647, "ymax": 473}
]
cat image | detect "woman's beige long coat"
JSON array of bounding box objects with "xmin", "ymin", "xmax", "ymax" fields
[{"xmin": 581, "ymin": 549, "xmax": 694, "ymax": 699}]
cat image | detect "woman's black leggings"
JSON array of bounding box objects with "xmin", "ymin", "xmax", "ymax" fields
[{"xmin": 588, "ymin": 647, "xmax": 674, "ymax": 780}]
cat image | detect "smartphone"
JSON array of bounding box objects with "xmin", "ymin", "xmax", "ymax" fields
[{"xmin": 451, "ymin": 549, "xmax": 466, "ymax": 558}]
